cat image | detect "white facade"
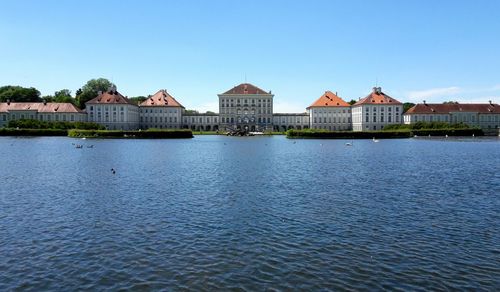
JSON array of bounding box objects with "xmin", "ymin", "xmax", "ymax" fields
[
  {"xmin": 272, "ymin": 114, "xmax": 309, "ymax": 131},
  {"xmin": 86, "ymin": 103, "xmax": 139, "ymax": 130},
  {"xmin": 182, "ymin": 114, "xmax": 219, "ymax": 131},
  {"xmin": 352, "ymin": 105, "xmax": 402, "ymax": 131},
  {"xmin": 308, "ymin": 107, "xmax": 351, "ymax": 130},
  {"xmin": 140, "ymin": 107, "xmax": 182, "ymax": 129}
]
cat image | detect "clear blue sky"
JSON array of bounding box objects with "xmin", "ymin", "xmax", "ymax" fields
[{"xmin": 1, "ymin": 0, "xmax": 499, "ymax": 112}]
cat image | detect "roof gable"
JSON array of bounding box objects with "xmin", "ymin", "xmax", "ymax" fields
[
  {"xmin": 86, "ymin": 90, "xmax": 134, "ymax": 105},
  {"xmin": 354, "ymin": 87, "xmax": 402, "ymax": 106},
  {"xmin": 0, "ymin": 102, "xmax": 84, "ymax": 113},
  {"xmin": 405, "ymin": 103, "xmax": 500, "ymax": 114},
  {"xmin": 307, "ymin": 91, "xmax": 350, "ymax": 108},
  {"xmin": 140, "ymin": 90, "xmax": 184, "ymax": 108},
  {"xmin": 221, "ymin": 83, "xmax": 271, "ymax": 95}
]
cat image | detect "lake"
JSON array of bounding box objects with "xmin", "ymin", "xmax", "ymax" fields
[{"xmin": 0, "ymin": 136, "xmax": 499, "ymax": 290}]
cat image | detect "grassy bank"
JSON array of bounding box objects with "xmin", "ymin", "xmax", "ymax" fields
[
  {"xmin": 286, "ymin": 128, "xmax": 484, "ymax": 139},
  {"xmin": 0, "ymin": 128, "xmax": 68, "ymax": 136},
  {"xmin": 68, "ymin": 129, "xmax": 193, "ymax": 139}
]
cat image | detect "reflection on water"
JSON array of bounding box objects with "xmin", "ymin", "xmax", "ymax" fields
[{"xmin": 0, "ymin": 136, "xmax": 499, "ymax": 290}]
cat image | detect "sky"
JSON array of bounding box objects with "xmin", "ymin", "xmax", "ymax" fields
[{"xmin": 1, "ymin": 0, "xmax": 499, "ymax": 112}]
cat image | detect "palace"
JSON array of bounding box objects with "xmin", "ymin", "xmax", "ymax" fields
[{"xmin": 1, "ymin": 82, "xmax": 499, "ymax": 134}]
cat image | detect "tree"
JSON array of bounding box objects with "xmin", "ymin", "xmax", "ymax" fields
[
  {"xmin": 76, "ymin": 78, "xmax": 115, "ymax": 109},
  {"xmin": 53, "ymin": 89, "xmax": 76, "ymax": 104},
  {"xmin": 0, "ymin": 86, "xmax": 42, "ymax": 102},
  {"xmin": 184, "ymin": 109, "xmax": 199, "ymax": 115},
  {"xmin": 129, "ymin": 96, "xmax": 147, "ymax": 105},
  {"xmin": 348, "ymin": 99, "xmax": 357, "ymax": 105},
  {"xmin": 443, "ymin": 101, "xmax": 458, "ymax": 104},
  {"xmin": 403, "ymin": 102, "xmax": 415, "ymax": 113}
]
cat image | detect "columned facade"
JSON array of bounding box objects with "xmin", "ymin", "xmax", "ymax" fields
[{"xmin": 218, "ymin": 83, "xmax": 274, "ymax": 132}]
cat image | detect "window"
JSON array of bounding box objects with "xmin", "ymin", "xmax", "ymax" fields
[{"xmin": 373, "ymin": 116, "xmax": 377, "ymax": 122}]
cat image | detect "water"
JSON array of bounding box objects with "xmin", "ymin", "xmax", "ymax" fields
[{"xmin": 0, "ymin": 136, "xmax": 499, "ymax": 290}]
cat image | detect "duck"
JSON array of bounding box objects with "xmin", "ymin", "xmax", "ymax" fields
[{"xmin": 372, "ymin": 137, "xmax": 379, "ymax": 143}]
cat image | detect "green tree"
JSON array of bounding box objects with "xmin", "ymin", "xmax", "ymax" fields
[
  {"xmin": 129, "ymin": 96, "xmax": 147, "ymax": 105},
  {"xmin": 0, "ymin": 86, "xmax": 42, "ymax": 102},
  {"xmin": 443, "ymin": 101, "xmax": 458, "ymax": 104},
  {"xmin": 76, "ymin": 78, "xmax": 115, "ymax": 109},
  {"xmin": 184, "ymin": 109, "xmax": 199, "ymax": 115},
  {"xmin": 403, "ymin": 102, "xmax": 415, "ymax": 113},
  {"xmin": 348, "ymin": 99, "xmax": 357, "ymax": 105},
  {"xmin": 53, "ymin": 89, "xmax": 76, "ymax": 104}
]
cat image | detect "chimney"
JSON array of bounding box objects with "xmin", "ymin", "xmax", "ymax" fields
[
  {"xmin": 373, "ymin": 87, "xmax": 378, "ymax": 93},
  {"xmin": 489, "ymin": 100, "xmax": 493, "ymax": 105},
  {"xmin": 335, "ymin": 91, "xmax": 338, "ymax": 96},
  {"xmin": 377, "ymin": 87, "xmax": 382, "ymax": 94},
  {"xmin": 423, "ymin": 100, "xmax": 427, "ymax": 105}
]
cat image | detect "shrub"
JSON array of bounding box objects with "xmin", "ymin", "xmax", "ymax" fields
[
  {"xmin": 286, "ymin": 129, "xmax": 411, "ymax": 139},
  {"xmin": 68, "ymin": 129, "xmax": 194, "ymax": 139},
  {"xmin": 0, "ymin": 128, "xmax": 67, "ymax": 136},
  {"xmin": 7, "ymin": 119, "xmax": 104, "ymax": 130},
  {"xmin": 383, "ymin": 122, "xmax": 470, "ymax": 130}
]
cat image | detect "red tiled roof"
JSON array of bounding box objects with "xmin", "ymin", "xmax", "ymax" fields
[
  {"xmin": 222, "ymin": 83, "xmax": 271, "ymax": 95},
  {"xmin": 354, "ymin": 87, "xmax": 402, "ymax": 106},
  {"xmin": 0, "ymin": 102, "xmax": 84, "ymax": 113},
  {"xmin": 140, "ymin": 90, "xmax": 184, "ymax": 108},
  {"xmin": 307, "ymin": 91, "xmax": 350, "ymax": 109},
  {"xmin": 86, "ymin": 90, "xmax": 134, "ymax": 105},
  {"xmin": 405, "ymin": 103, "xmax": 500, "ymax": 114}
]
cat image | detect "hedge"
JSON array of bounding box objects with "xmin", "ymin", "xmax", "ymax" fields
[
  {"xmin": 411, "ymin": 128, "xmax": 483, "ymax": 136},
  {"xmin": 68, "ymin": 129, "xmax": 194, "ymax": 139},
  {"xmin": 286, "ymin": 128, "xmax": 484, "ymax": 139},
  {"xmin": 8, "ymin": 119, "xmax": 104, "ymax": 130},
  {"xmin": 0, "ymin": 128, "xmax": 68, "ymax": 136},
  {"xmin": 286, "ymin": 129, "xmax": 411, "ymax": 139}
]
